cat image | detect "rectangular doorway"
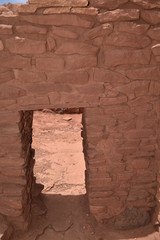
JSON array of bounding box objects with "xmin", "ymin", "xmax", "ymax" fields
[{"xmin": 32, "ymin": 108, "xmax": 86, "ymax": 196}]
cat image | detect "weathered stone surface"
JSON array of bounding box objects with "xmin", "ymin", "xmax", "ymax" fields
[
  {"xmin": 71, "ymin": 7, "xmax": 98, "ymax": 16},
  {"xmin": 141, "ymin": 10, "xmax": 160, "ymax": 25},
  {"xmin": 104, "ymin": 49, "xmax": 151, "ymax": 67},
  {"xmin": 0, "ymin": 24, "xmax": 12, "ymax": 34},
  {"xmin": 47, "ymin": 37, "xmax": 56, "ymax": 51},
  {"xmin": 114, "ymin": 80, "xmax": 149, "ymax": 98},
  {"xmin": 6, "ymin": 37, "xmax": 46, "ymax": 54},
  {"xmin": 76, "ymin": 83, "xmax": 104, "ymax": 95},
  {"xmin": 117, "ymin": 22, "xmax": 149, "ymax": 35},
  {"xmin": 83, "ymin": 23, "xmax": 113, "ymax": 40},
  {"xmin": 17, "ymin": 4, "xmax": 37, "ymax": 13},
  {"xmin": 0, "ymin": 71, "xmax": 13, "ymax": 85},
  {"xmin": 0, "ymin": 40, "xmax": 4, "ymax": 51},
  {"xmin": 65, "ymin": 55, "xmax": 97, "ymax": 69},
  {"xmin": 0, "ymin": 0, "xmax": 159, "ymax": 230},
  {"xmin": 28, "ymin": 0, "xmax": 88, "ymax": 6},
  {"xmin": 0, "ymin": 5, "xmax": 14, "ymax": 15},
  {"xmin": 20, "ymin": 15, "xmax": 93, "ymax": 28},
  {"xmin": 14, "ymin": 70, "xmax": 46, "ymax": 83},
  {"xmin": 149, "ymin": 81, "xmax": 160, "ymax": 96},
  {"xmin": 104, "ymin": 33, "xmax": 151, "ymax": 48},
  {"xmin": 89, "ymin": 0, "xmax": 128, "ymax": 9},
  {"xmin": 0, "ymin": 215, "xmax": 13, "ymax": 240},
  {"xmin": 55, "ymin": 42, "xmax": 98, "ymax": 55},
  {"xmin": 130, "ymin": 0, "xmax": 160, "ymax": 9},
  {"xmin": 0, "ymin": 55, "xmax": 30, "ymax": 69},
  {"xmin": 115, "ymin": 208, "xmax": 150, "ymax": 229},
  {"xmin": 51, "ymin": 26, "xmax": 78, "ymax": 39},
  {"xmin": 94, "ymin": 68, "xmax": 129, "ymax": 86},
  {"xmin": 0, "ymin": 85, "xmax": 26, "ymax": 100},
  {"xmin": 147, "ymin": 27, "xmax": 160, "ymax": 41},
  {"xmin": 152, "ymin": 44, "xmax": 160, "ymax": 56},
  {"xmin": 100, "ymin": 96, "xmax": 127, "ymax": 106},
  {"xmin": 36, "ymin": 57, "xmax": 64, "ymax": 71},
  {"xmin": 43, "ymin": 7, "xmax": 70, "ymax": 14},
  {"xmin": 126, "ymin": 66, "xmax": 160, "ymax": 80},
  {"xmin": 132, "ymin": 159, "xmax": 150, "ymax": 169},
  {"xmin": 17, "ymin": 95, "xmax": 49, "ymax": 108},
  {"xmin": 0, "ymin": 100, "xmax": 16, "ymax": 110},
  {"xmin": 98, "ymin": 9, "xmax": 139, "ymax": 23},
  {"xmin": 16, "ymin": 25, "xmax": 47, "ymax": 34},
  {"xmin": 47, "ymin": 69, "xmax": 89, "ymax": 84},
  {"xmin": 24, "ymin": 82, "xmax": 72, "ymax": 95}
]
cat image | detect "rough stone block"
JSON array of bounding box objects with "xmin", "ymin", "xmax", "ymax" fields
[
  {"xmin": 14, "ymin": 70, "xmax": 46, "ymax": 83},
  {"xmin": 104, "ymin": 32, "xmax": 151, "ymax": 48},
  {"xmin": 117, "ymin": 22, "xmax": 149, "ymax": 35},
  {"xmin": 0, "ymin": 71, "xmax": 13, "ymax": 85},
  {"xmin": 47, "ymin": 69, "xmax": 89, "ymax": 84},
  {"xmin": 65, "ymin": 55, "xmax": 97, "ymax": 69},
  {"xmin": 47, "ymin": 37, "xmax": 56, "ymax": 51},
  {"xmin": 149, "ymin": 81, "xmax": 160, "ymax": 96},
  {"xmin": 130, "ymin": 0, "xmax": 160, "ymax": 9},
  {"xmin": 0, "ymin": 197, "xmax": 23, "ymax": 217},
  {"xmin": 16, "ymin": 25, "xmax": 47, "ymax": 34},
  {"xmin": 132, "ymin": 159, "xmax": 150, "ymax": 169},
  {"xmin": 104, "ymin": 49, "xmax": 151, "ymax": 67},
  {"xmin": 114, "ymin": 81, "xmax": 150, "ymax": 97},
  {"xmin": 141, "ymin": 10, "xmax": 160, "ymax": 25},
  {"xmin": 71, "ymin": 7, "xmax": 98, "ymax": 16},
  {"xmin": 20, "ymin": 14, "xmax": 93, "ymax": 28},
  {"xmin": 76, "ymin": 84, "xmax": 104, "ymax": 95},
  {"xmin": 125, "ymin": 130, "xmax": 155, "ymax": 139},
  {"xmin": 94, "ymin": 68, "xmax": 129, "ymax": 86},
  {"xmin": 43, "ymin": 7, "xmax": 70, "ymax": 14},
  {"xmin": 17, "ymin": 96, "xmax": 49, "ymax": 109},
  {"xmin": 36, "ymin": 57, "xmax": 64, "ymax": 71},
  {"xmin": 147, "ymin": 27, "xmax": 160, "ymax": 41},
  {"xmin": 51, "ymin": 26, "xmax": 79, "ymax": 39},
  {"xmin": 18, "ymin": 4, "xmax": 37, "ymax": 13},
  {"xmin": 6, "ymin": 37, "xmax": 46, "ymax": 54},
  {"xmin": 126, "ymin": 66, "xmax": 160, "ymax": 81},
  {"xmin": 0, "ymin": 85, "xmax": 26, "ymax": 100},
  {"xmin": 98, "ymin": 9, "xmax": 139, "ymax": 23},
  {"xmin": 89, "ymin": 0, "xmax": 128, "ymax": 9},
  {"xmin": 55, "ymin": 42, "xmax": 98, "ymax": 55},
  {"xmin": 100, "ymin": 96, "xmax": 127, "ymax": 105},
  {"xmin": 28, "ymin": 0, "xmax": 88, "ymax": 6},
  {"xmin": 0, "ymin": 24, "xmax": 12, "ymax": 34},
  {"xmin": 152, "ymin": 44, "xmax": 160, "ymax": 56},
  {"xmin": 115, "ymin": 208, "xmax": 150, "ymax": 229},
  {"xmin": 0, "ymin": 40, "xmax": 4, "ymax": 51},
  {"xmin": 0, "ymin": 55, "xmax": 30, "ymax": 69},
  {"xmin": 0, "ymin": 215, "xmax": 13, "ymax": 240},
  {"xmin": 83, "ymin": 23, "xmax": 113, "ymax": 40}
]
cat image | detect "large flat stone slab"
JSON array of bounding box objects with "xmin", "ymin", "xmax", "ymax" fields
[{"xmin": 28, "ymin": 0, "xmax": 88, "ymax": 6}]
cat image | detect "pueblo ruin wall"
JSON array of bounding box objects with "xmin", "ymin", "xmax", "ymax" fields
[{"xmin": 0, "ymin": 0, "xmax": 160, "ymax": 231}]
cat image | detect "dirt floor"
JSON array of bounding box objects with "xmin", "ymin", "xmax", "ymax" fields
[{"xmin": 13, "ymin": 110, "xmax": 160, "ymax": 240}]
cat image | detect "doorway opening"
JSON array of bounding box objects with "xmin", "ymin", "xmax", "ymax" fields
[{"xmin": 32, "ymin": 108, "xmax": 86, "ymax": 196}]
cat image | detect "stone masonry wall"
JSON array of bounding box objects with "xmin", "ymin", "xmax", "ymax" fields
[
  {"xmin": 0, "ymin": 111, "xmax": 34, "ymax": 229},
  {"xmin": 0, "ymin": 0, "xmax": 160, "ymax": 231}
]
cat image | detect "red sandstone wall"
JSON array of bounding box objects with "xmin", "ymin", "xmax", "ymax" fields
[{"xmin": 0, "ymin": 0, "xmax": 160, "ymax": 230}]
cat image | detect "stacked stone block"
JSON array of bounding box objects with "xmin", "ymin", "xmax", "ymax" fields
[
  {"xmin": 0, "ymin": 0, "xmax": 160, "ymax": 231},
  {"xmin": 0, "ymin": 111, "xmax": 34, "ymax": 229}
]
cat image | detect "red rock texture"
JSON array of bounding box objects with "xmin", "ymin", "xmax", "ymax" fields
[{"xmin": 0, "ymin": 0, "xmax": 160, "ymax": 234}]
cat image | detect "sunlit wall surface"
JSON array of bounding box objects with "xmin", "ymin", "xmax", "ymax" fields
[{"xmin": 0, "ymin": 0, "xmax": 27, "ymax": 3}]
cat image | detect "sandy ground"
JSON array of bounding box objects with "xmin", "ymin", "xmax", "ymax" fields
[{"xmin": 13, "ymin": 110, "xmax": 160, "ymax": 240}]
